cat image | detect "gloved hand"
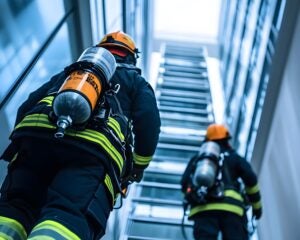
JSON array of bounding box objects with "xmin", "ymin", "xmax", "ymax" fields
[
  {"xmin": 253, "ymin": 208, "xmax": 262, "ymax": 220},
  {"xmin": 129, "ymin": 167, "xmax": 144, "ymax": 183}
]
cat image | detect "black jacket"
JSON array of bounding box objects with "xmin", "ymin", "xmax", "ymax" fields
[
  {"xmin": 2, "ymin": 63, "xmax": 161, "ymax": 175},
  {"xmin": 110, "ymin": 64, "xmax": 161, "ymax": 169},
  {"xmin": 181, "ymin": 141, "xmax": 262, "ymax": 219}
]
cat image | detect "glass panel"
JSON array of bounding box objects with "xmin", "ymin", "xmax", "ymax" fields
[
  {"xmin": 224, "ymin": 0, "xmax": 248, "ymax": 102},
  {"xmin": 1, "ymin": 23, "xmax": 72, "ymax": 131},
  {"xmin": 237, "ymin": 0, "xmax": 279, "ymax": 155},
  {"xmin": 220, "ymin": 0, "xmax": 238, "ymax": 79},
  {"xmin": 0, "ymin": 0, "xmax": 65, "ymax": 103},
  {"xmin": 90, "ymin": 0, "xmax": 105, "ymax": 44},
  {"xmin": 105, "ymin": 0, "xmax": 122, "ymax": 32},
  {"xmin": 227, "ymin": 0, "xmax": 262, "ymax": 144}
]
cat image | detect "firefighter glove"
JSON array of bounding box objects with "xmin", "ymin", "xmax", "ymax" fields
[
  {"xmin": 253, "ymin": 208, "xmax": 262, "ymax": 220},
  {"xmin": 129, "ymin": 167, "xmax": 144, "ymax": 183}
]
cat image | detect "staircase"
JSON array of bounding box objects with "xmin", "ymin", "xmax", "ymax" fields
[{"xmin": 123, "ymin": 43, "xmax": 215, "ymax": 240}]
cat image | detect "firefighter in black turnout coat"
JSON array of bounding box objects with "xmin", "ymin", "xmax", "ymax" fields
[
  {"xmin": 181, "ymin": 124, "xmax": 262, "ymax": 240},
  {"xmin": 0, "ymin": 31, "xmax": 161, "ymax": 240}
]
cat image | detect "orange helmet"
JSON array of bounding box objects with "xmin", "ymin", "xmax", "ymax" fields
[
  {"xmin": 205, "ymin": 124, "xmax": 231, "ymax": 141},
  {"xmin": 97, "ymin": 31, "xmax": 139, "ymax": 57}
]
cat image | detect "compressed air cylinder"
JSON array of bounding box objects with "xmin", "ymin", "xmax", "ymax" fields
[
  {"xmin": 192, "ymin": 141, "xmax": 221, "ymax": 188},
  {"xmin": 52, "ymin": 47, "xmax": 116, "ymax": 138}
]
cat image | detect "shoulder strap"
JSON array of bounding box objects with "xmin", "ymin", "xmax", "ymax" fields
[
  {"xmin": 104, "ymin": 86, "xmax": 134, "ymax": 182},
  {"xmin": 104, "ymin": 85, "xmax": 133, "ymax": 145},
  {"xmin": 105, "ymin": 85, "xmax": 127, "ymax": 123}
]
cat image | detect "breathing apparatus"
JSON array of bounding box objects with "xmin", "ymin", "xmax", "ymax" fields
[
  {"xmin": 52, "ymin": 47, "xmax": 116, "ymax": 138},
  {"xmin": 181, "ymin": 142, "xmax": 225, "ymax": 240},
  {"xmin": 191, "ymin": 141, "xmax": 225, "ymax": 203}
]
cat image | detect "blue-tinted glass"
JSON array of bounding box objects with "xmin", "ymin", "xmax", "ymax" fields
[
  {"xmin": 105, "ymin": 0, "xmax": 122, "ymax": 32},
  {"xmin": 3, "ymin": 23, "xmax": 71, "ymax": 130},
  {"xmin": 0, "ymin": 0, "xmax": 64, "ymax": 103}
]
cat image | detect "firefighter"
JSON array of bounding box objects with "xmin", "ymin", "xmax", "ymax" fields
[
  {"xmin": 181, "ymin": 124, "xmax": 262, "ymax": 240},
  {"xmin": 0, "ymin": 31, "xmax": 161, "ymax": 240}
]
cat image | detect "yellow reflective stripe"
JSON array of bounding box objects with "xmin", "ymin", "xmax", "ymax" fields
[
  {"xmin": 15, "ymin": 121, "xmax": 55, "ymax": 130},
  {"xmin": 15, "ymin": 114, "xmax": 124, "ymax": 172},
  {"xmin": 15, "ymin": 114, "xmax": 55, "ymax": 130},
  {"xmin": 28, "ymin": 236, "xmax": 55, "ymax": 240},
  {"xmin": 107, "ymin": 118, "xmax": 124, "ymax": 141},
  {"xmin": 66, "ymin": 129, "xmax": 123, "ymax": 172},
  {"xmin": 133, "ymin": 152, "xmax": 152, "ymax": 165},
  {"xmin": 10, "ymin": 153, "xmax": 18, "ymax": 164},
  {"xmin": 252, "ymin": 201, "xmax": 262, "ymax": 209},
  {"xmin": 0, "ymin": 216, "xmax": 27, "ymax": 240},
  {"xmin": 30, "ymin": 220, "xmax": 80, "ymax": 240},
  {"xmin": 19, "ymin": 114, "xmax": 50, "ymax": 122},
  {"xmin": 0, "ymin": 233, "xmax": 14, "ymax": 240},
  {"xmin": 189, "ymin": 203, "xmax": 244, "ymax": 217},
  {"xmin": 224, "ymin": 190, "xmax": 243, "ymax": 201},
  {"xmin": 38, "ymin": 96, "xmax": 54, "ymax": 105},
  {"xmin": 245, "ymin": 184, "xmax": 259, "ymax": 194},
  {"xmin": 104, "ymin": 174, "xmax": 115, "ymax": 204}
]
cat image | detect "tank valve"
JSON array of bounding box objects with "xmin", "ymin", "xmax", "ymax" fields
[{"xmin": 55, "ymin": 115, "xmax": 72, "ymax": 138}]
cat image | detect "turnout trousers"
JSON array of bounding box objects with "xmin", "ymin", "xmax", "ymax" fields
[
  {"xmin": 0, "ymin": 137, "xmax": 112, "ymax": 240},
  {"xmin": 192, "ymin": 211, "xmax": 249, "ymax": 240}
]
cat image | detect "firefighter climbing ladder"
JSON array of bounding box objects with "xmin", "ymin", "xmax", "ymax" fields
[{"xmin": 123, "ymin": 43, "xmax": 215, "ymax": 240}]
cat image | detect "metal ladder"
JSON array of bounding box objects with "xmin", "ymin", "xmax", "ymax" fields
[{"xmin": 124, "ymin": 43, "xmax": 215, "ymax": 240}]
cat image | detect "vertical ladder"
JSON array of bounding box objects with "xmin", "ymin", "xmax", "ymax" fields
[{"xmin": 124, "ymin": 43, "xmax": 215, "ymax": 240}]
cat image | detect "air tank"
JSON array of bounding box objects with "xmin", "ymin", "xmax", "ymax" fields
[
  {"xmin": 192, "ymin": 141, "xmax": 221, "ymax": 188},
  {"xmin": 52, "ymin": 47, "xmax": 116, "ymax": 138}
]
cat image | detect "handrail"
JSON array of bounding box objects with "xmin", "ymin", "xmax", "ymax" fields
[{"xmin": 0, "ymin": 7, "xmax": 74, "ymax": 110}]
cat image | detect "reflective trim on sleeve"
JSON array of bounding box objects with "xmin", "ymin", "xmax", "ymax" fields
[
  {"xmin": 133, "ymin": 152, "xmax": 152, "ymax": 166},
  {"xmin": 252, "ymin": 201, "xmax": 262, "ymax": 209},
  {"xmin": 0, "ymin": 216, "xmax": 27, "ymax": 240},
  {"xmin": 107, "ymin": 117, "xmax": 125, "ymax": 141},
  {"xmin": 245, "ymin": 184, "xmax": 259, "ymax": 194},
  {"xmin": 189, "ymin": 203, "xmax": 244, "ymax": 217},
  {"xmin": 10, "ymin": 153, "xmax": 19, "ymax": 164},
  {"xmin": 38, "ymin": 96, "xmax": 54, "ymax": 105},
  {"xmin": 0, "ymin": 232, "xmax": 14, "ymax": 240},
  {"xmin": 104, "ymin": 174, "xmax": 115, "ymax": 204},
  {"xmin": 27, "ymin": 220, "xmax": 80, "ymax": 240}
]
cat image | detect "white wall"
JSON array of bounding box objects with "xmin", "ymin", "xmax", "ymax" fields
[{"xmin": 258, "ymin": 11, "xmax": 300, "ymax": 240}]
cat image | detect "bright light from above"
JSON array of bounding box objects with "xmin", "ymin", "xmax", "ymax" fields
[{"xmin": 154, "ymin": 0, "xmax": 222, "ymax": 41}]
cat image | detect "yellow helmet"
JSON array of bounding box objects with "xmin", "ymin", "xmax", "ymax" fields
[
  {"xmin": 206, "ymin": 124, "xmax": 231, "ymax": 141},
  {"xmin": 97, "ymin": 31, "xmax": 138, "ymax": 56}
]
